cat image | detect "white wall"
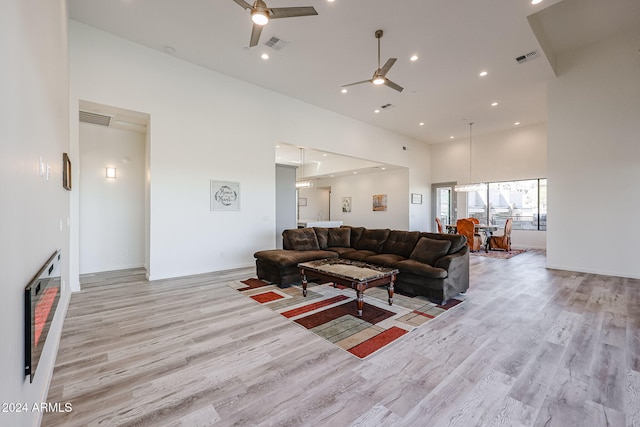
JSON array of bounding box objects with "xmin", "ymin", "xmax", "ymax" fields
[
  {"xmin": 79, "ymin": 123, "xmax": 146, "ymax": 273},
  {"xmin": 317, "ymin": 168, "xmax": 410, "ymax": 230},
  {"xmin": 69, "ymin": 21, "xmax": 428, "ymax": 282},
  {"xmin": 547, "ymin": 34, "xmax": 640, "ymax": 278},
  {"xmin": 430, "ymin": 123, "xmax": 547, "ymax": 249},
  {"xmin": 0, "ymin": 1, "xmax": 70, "ymax": 426},
  {"xmin": 275, "ymin": 165, "xmax": 296, "ymax": 249},
  {"xmin": 298, "ymin": 186, "xmax": 330, "ymax": 222}
]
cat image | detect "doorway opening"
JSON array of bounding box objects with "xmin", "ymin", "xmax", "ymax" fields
[
  {"xmin": 431, "ymin": 182, "xmax": 457, "ymax": 232},
  {"xmin": 78, "ymin": 100, "xmax": 150, "ymax": 277}
]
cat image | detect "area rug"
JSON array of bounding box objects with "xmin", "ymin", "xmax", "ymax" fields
[
  {"xmin": 471, "ymin": 249, "xmax": 526, "ymax": 259},
  {"xmin": 228, "ymin": 278, "xmax": 464, "ymax": 359}
]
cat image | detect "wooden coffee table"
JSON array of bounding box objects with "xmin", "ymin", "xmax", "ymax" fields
[{"xmin": 298, "ymin": 258, "xmax": 399, "ymax": 317}]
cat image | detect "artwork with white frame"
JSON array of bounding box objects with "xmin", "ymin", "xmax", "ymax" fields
[{"xmin": 210, "ymin": 180, "xmax": 240, "ymax": 211}]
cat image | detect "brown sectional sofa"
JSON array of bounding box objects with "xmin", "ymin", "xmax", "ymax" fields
[{"xmin": 254, "ymin": 226, "xmax": 469, "ymax": 304}]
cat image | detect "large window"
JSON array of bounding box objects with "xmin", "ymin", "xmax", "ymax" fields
[{"xmin": 467, "ymin": 178, "xmax": 547, "ymax": 231}]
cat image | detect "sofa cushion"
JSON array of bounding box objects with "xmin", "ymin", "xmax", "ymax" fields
[
  {"xmin": 254, "ymin": 249, "xmax": 338, "ymax": 267},
  {"xmin": 282, "ymin": 228, "xmax": 320, "ymax": 251},
  {"xmin": 326, "ymin": 246, "xmax": 357, "ymax": 256},
  {"xmin": 356, "ymin": 229, "xmax": 390, "ymax": 252},
  {"xmin": 341, "ymin": 226, "xmax": 365, "ymax": 248},
  {"xmin": 313, "ymin": 227, "xmax": 329, "ymax": 249},
  {"xmin": 365, "ymin": 253, "xmax": 406, "ymax": 268},
  {"xmin": 409, "ymin": 237, "xmax": 452, "ymax": 266},
  {"xmin": 328, "ymin": 227, "xmax": 350, "ymax": 247},
  {"xmin": 396, "ymin": 259, "xmax": 448, "ymax": 279},
  {"xmin": 381, "ymin": 230, "xmax": 420, "ymax": 258},
  {"xmin": 419, "ymin": 232, "xmax": 466, "ymax": 255},
  {"xmin": 340, "ymin": 250, "xmax": 377, "ymax": 262}
]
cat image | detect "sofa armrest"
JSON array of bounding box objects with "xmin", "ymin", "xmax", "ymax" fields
[{"xmin": 434, "ymin": 245, "xmax": 469, "ymax": 270}]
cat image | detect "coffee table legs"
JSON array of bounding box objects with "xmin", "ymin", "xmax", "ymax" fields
[
  {"xmin": 298, "ymin": 268, "xmax": 396, "ymax": 317},
  {"xmin": 301, "ymin": 269, "xmax": 308, "ymax": 297},
  {"xmin": 356, "ymin": 288, "xmax": 364, "ymax": 317}
]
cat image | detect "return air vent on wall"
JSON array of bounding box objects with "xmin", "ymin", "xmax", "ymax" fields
[
  {"xmin": 264, "ymin": 36, "xmax": 288, "ymax": 51},
  {"xmin": 79, "ymin": 111, "xmax": 112, "ymax": 127},
  {"xmin": 515, "ymin": 49, "xmax": 539, "ymax": 64}
]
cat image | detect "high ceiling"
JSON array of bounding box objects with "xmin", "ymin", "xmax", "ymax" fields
[{"xmin": 68, "ymin": 0, "xmax": 640, "ymax": 145}]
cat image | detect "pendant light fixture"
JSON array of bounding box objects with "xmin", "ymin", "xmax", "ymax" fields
[
  {"xmin": 295, "ymin": 147, "xmax": 313, "ymax": 188},
  {"xmin": 454, "ymin": 122, "xmax": 486, "ymax": 192}
]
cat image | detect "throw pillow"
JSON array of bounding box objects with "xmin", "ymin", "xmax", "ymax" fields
[{"xmin": 410, "ymin": 237, "xmax": 452, "ymax": 266}]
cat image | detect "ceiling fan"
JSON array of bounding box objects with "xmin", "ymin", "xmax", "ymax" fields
[
  {"xmin": 231, "ymin": 0, "xmax": 318, "ymax": 47},
  {"xmin": 342, "ymin": 30, "xmax": 404, "ymax": 92}
]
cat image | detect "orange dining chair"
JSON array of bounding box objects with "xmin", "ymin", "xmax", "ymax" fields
[
  {"xmin": 435, "ymin": 217, "xmax": 444, "ymax": 233},
  {"xmin": 467, "ymin": 217, "xmax": 484, "ymax": 245},
  {"xmin": 456, "ymin": 218, "xmax": 481, "ymax": 252},
  {"xmin": 488, "ymin": 218, "xmax": 513, "ymax": 251}
]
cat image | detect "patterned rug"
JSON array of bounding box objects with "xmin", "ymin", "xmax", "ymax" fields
[
  {"xmin": 471, "ymin": 249, "xmax": 526, "ymax": 259},
  {"xmin": 229, "ymin": 278, "xmax": 464, "ymax": 359}
]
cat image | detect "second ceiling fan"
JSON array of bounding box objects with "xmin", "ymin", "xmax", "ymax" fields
[
  {"xmin": 342, "ymin": 30, "xmax": 404, "ymax": 92},
  {"xmin": 231, "ymin": 0, "xmax": 318, "ymax": 47}
]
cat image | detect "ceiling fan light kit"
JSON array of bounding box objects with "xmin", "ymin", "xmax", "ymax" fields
[
  {"xmin": 342, "ymin": 30, "xmax": 404, "ymax": 93},
  {"xmin": 232, "ymin": 0, "xmax": 318, "ymax": 47},
  {"xmin": 251, "ymin": 10, "xmax": 269, "ymax": 26}
]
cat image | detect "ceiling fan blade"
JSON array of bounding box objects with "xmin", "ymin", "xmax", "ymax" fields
[
  {"xmin": 231, "ymin": 0, "xmax": 252, "ymax": 10},
  {"xmin": 383, "ymin": 79, "xmax": 404, "ymax": 92},
  {"xmin": 380, "ymin": 58, "xmax": 397, "ymax": 76},
  {"xmin": 342, "ymin": 79, "xmax": 373, "ymax": 88},
  {"xmin": 249, "ymin": 23, "xmax": 264, "ymax": 47},
  {"xmin": 269, "ymin": 6, "xmax": 318, "ymax": 19}
]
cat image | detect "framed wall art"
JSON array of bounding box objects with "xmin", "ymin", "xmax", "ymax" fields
[
  {"xmin": 411, "ymin": 193, "xmax": 422, "ymax": 204},
  {"xmin": 62, "ymin": 153, "xmax": 71, "ymax": 191},
  {"xmin": 342, "ymin": 197, "xmax": 351, "ymax": 213},
  {"xmin": 298, "ymin": 198, "xmax": 307, "ymax": 206},
  {"xmin": 373, "ymin": 194, "xmax": 387, "ymax": 211},
  {"xmin": 210, "ymin": 180, "xmax": 240, "ymax": 211}
]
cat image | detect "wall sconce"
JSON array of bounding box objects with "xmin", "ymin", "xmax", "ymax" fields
[{"xmin": 105, "ymin": 167, "xmax": 117, "ymax": 179}]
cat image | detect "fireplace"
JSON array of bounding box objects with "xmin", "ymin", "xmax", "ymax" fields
[{"xmin": 24, "ymin": 249, "xmax": 61, "ymax": 383}]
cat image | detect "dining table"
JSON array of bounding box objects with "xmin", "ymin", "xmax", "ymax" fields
[{"xmin": 445, "ymin": 223, "xmax": 498, "ymax": 252}]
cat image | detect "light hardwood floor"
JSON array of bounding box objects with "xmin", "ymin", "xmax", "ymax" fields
[{"xmin": 44, "ymin": 250, "xmax": 640, "ymax": 426}]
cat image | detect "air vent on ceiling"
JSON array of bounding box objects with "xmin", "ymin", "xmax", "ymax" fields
[
  {"xmin": 264, "ymin": 36, "xmax": 288, "ymax": 51},
  {"xmin": 79, "ymin": 111, "xmax": 112, "ymax": 127},
  {"xmin": 516, "ymin": 50, "xmax": 539, "ymax": 64}
]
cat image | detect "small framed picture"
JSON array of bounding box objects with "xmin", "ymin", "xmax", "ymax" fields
[
  {"xmin": 373, "ymin": 194, "xmax": 387, "ymax": 211},
  {"xmin": 210, "ymin": 180, "xmax": 240, "ymax": 211},
  {"xmin": 342, "ymin": 197, "xmax": 351, "ymax": 213},
  {"xmin": 411, "ymin": 193, "xmax": 422, "ymax": 204},
  {"xmin": 62, "ymin": 153, "xmax": 72, "ymax": 191},
  {"xmin": 298, "ymin": 198, "xmax": 307, "ymax": 206}
]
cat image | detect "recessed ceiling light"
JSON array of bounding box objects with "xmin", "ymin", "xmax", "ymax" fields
[
  {"xmin": 341, "ymin": 88, "xmax": 348, "ymax": 93},
  {"xmin": 381, "ymin": 167, "xmax": 386, "ymax": 170},
  {"xmin": 531, "ymin": 0, "xmax": 543, "ymax": 4},
  {"xmin": 353, "ymin": 171, "xmax": 357, "ymax": 174},
  {"xmin": 410, "ymin": 55, "xmax": 419, "ymax": 61},
  {"xmin": 479, "ymin": 71, "xmax": 488, "ymax": 77},
  {"xmin": 491, "ymin": 102, "xmax": 499, "ymax": 107},
  {"xmin": 275, "ymin": 145, "xmax": 280, "ymax": 148},
  {"xmin": 327, "ymin": 0, "xmax": 335, "ymax": 2},
  {"xmin": 450, "ymin": 136, "xmax": 454, "ymax": 139},
  {"xmin": 419, "ymin": 122, "xmax": 425, "ymax": 126},
  {"xmin": 261, "ymin": 53, "xmax": 269, "ymax": 60},
  {"xmin": 374, "ymin": 109, "xmax": 380, "ymax": 113},
  {"xmin": 322, "ymin": 153, "xmax": 328, "ymax": 157},
  {"xmin": 514, "ymin": 122, "xmax": 521, "ymax": 125}
]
